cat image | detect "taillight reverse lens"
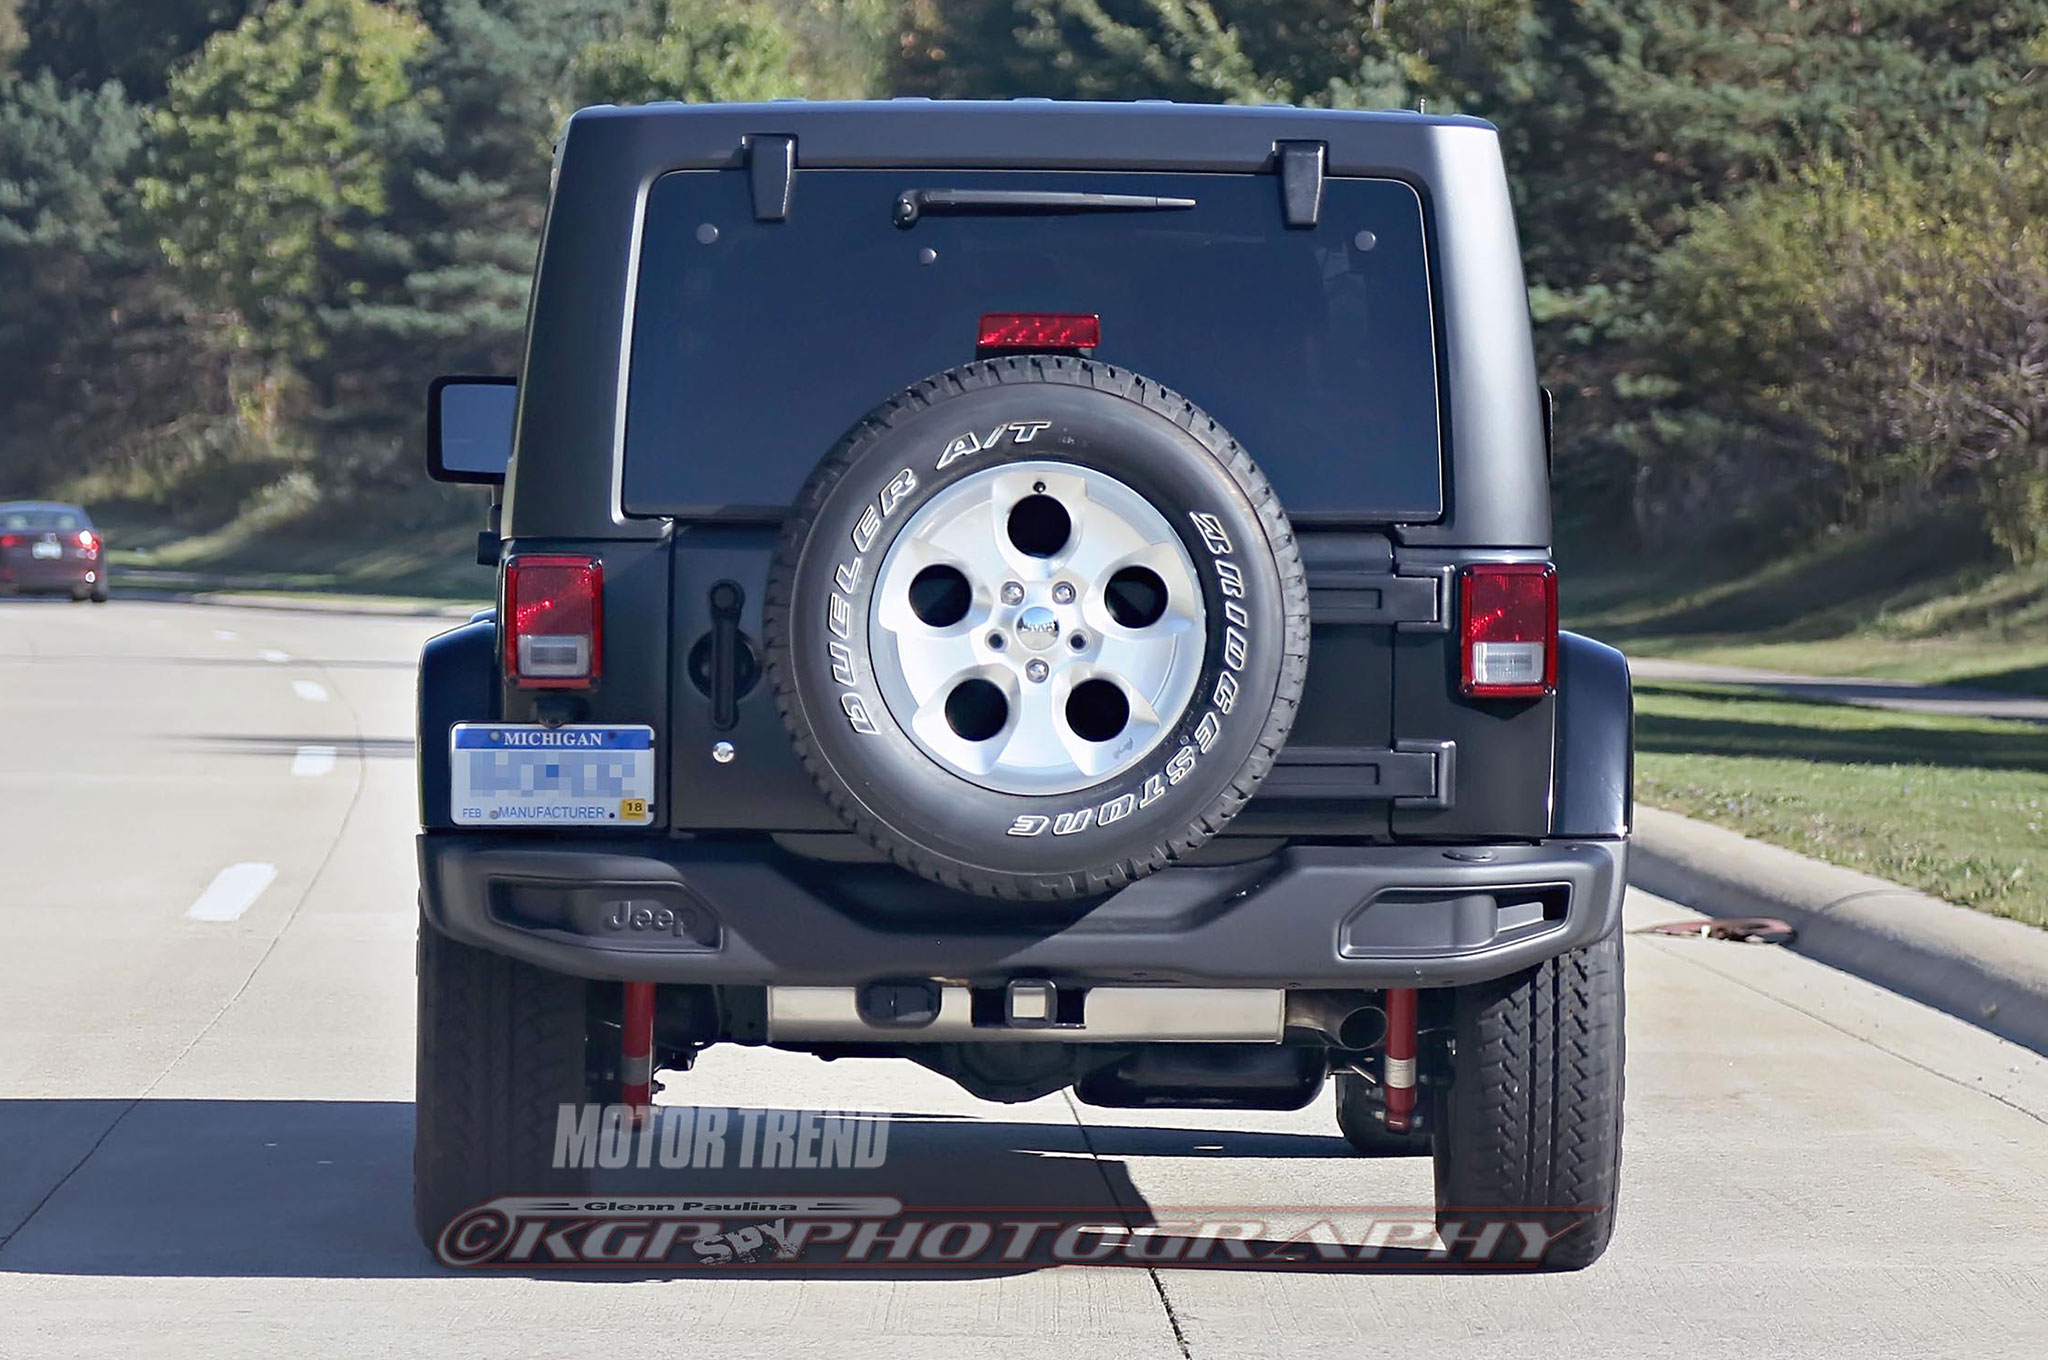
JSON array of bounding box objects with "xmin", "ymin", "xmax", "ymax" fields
[
  {"xmin": 505, "ymin": 555, "xmax": 602, "ymax": 688},
  {"xmin": 1460, "ymin": 563, "xmax": 1557, "ymax": 698}
]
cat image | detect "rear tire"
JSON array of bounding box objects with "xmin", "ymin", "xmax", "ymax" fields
[
  {"xmin": 89, "ymin": 584, "xmax": 109, "ymax": 603},
  {"xmin": 68, "ymin": 584, "xmax": 88, "ymax": 602},
  {"xmin": 1430, "ymin": 927, "xmax": 1624, "ymax": 1271},
  {"xmin": 413, "ymin": 915, "xmax": 598, "ymax": 1253}
]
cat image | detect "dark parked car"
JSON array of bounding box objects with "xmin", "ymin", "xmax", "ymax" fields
[
  {"xmin": 0, "ymin": 502, "xmax": 107, "ymax": 602},
  {"xmin": 415, "ymin": 100, "xmax": 1633, "ymax": 1269}
]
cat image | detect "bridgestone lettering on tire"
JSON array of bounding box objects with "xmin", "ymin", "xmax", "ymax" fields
[{"xmin": 764, "ymin": 357, "xmax": 1310, "ymax": 900}]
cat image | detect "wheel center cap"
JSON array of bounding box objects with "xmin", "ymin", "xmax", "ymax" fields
[{"xmin": 1015, "ymin": 606, "xmax": 1061, "ymax": 651}]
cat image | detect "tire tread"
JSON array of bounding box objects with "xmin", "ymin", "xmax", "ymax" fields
[{"xmin": 1434, "ymin": 929, "xmax": 1625, "ymax": 1270}]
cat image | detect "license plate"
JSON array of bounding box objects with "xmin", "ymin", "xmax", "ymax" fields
[
  {"xmin": 450, "ymin": 724, "xmax": 655, "ymax": 826},
  {"xmin": 30, "ymin": 540, "xmax": 60, "ymax": 559}
]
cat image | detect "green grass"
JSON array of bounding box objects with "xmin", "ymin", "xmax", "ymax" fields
[
  {"xmin": 1636, "ymin": 682, "xmax": 2048, "ymax": 927},
  {"xmin": 101, "ymin": 511, "xmax": 492, "ymax": 602},
  {"xmin": 1566, "ymin": 523, "xmax": 2048, "ymax": 695}
]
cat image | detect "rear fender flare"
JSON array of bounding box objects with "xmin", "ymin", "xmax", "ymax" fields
[
  {"xmin": 419, "ymin": 618, "xmax": 500, "ymax": 828},
  {"xmin": 1550, "ymin": 631, "xmax": 1632, "ymax": 838}
]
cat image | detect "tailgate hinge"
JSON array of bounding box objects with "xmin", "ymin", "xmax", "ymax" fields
[
  {"xmin": 1306, "ymin": 568, "xmax": 1447, "ymax": 628},
  {"xmin": 746, "ymin": 134, "xmax": 796, "ymax": 222},
  {"xmin": 1277, "ymin": 141, "xmax": 1326, "ymax": 229},
  {"xmin": 1259, "ymin": 742, "xmax": 1455, "ymax": 807}
]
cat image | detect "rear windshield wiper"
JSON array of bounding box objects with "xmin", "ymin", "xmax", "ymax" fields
[{"xmin": 893, "ymin": 188, "xmax": 1197, "ymax": 229}]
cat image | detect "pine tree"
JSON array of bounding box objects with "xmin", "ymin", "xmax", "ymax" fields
[
  {"xmin": 16, "ymin": 0, "xmax": 261, "ymax": 99},
  {"xmin": 0, "ymin": 71, "xmax": 224, "ymax": 491}
]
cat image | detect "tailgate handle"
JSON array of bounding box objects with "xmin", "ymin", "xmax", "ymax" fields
[
  {"xmin": 708, "ymin": 581, "xmax": 744, "ymax": 730},
  {"xmin": 893, "ymin": 188, "xmax": 1196, "ymax": 229}
]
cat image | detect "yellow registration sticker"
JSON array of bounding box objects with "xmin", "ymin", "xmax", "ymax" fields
[{"xmin": 619, "ymin": 798, "xmax": 650, "ymax": 821}]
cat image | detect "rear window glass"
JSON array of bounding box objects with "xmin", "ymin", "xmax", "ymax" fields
[
  {"xmin": 1, "ymin": 508, "xmax": 84, "ymax": 531},
  {"xmin": 622, "ymin": 169, "xmax": 1441, "ymax": 522}
]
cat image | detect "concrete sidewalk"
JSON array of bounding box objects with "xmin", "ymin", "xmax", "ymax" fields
[
  {"xmin": 1629, "ymin": 655, "xmax": 2048, "ymax": 724},
  {"xmin": 1631, "ymin": 805, "xmax": 2048, "ymax": 1055}
]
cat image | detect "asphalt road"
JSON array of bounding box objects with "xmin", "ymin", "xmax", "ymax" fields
[{"xmin": 2, "ymin": 597, "xmax": 2046, "ymax": 1359}]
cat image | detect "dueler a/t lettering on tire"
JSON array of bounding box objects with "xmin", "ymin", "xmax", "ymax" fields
[{"xmin": 764, "ymin": 357, "xmax": 1309, "ymax": 899}]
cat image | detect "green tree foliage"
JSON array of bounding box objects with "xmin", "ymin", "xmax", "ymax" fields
[
  {"xmin": 892, "ymin": 1, "xmax": 1526, "ymax": 108},
  {"xmin": 0, "ymin": 71, "xmax": 236, "ymax": 495},
  {"xmin": 574, "ymin": 0, "xmax": 800, "ymax": 106},
  {"xmin": 1517, "ymin": 3, "xmax": 2048, "ymax": 554},
  {"xmin": 1651, "ymin": 150, "xmax": 2048, "ymax": 561},
  {"xmin": 306, "ymin": 0, "xmax": 639, "ymax": 502},
  {"xmin": 1, "ymin": 0, "xmax": 2042, "ymax": 563},
  {"xmin": 139, "ymin": 0, "xmax": 427, "ymax": 370},
  {"xmin": 17, "ymin": 0, "xmax": 260, "ymax": 99}
]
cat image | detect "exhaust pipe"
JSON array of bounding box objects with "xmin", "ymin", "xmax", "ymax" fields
[{"xmin": 1284, "ymin": 991, "xmax": 1387, "ymax": 1051}]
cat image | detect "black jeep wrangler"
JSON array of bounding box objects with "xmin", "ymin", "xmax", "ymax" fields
[{"xmin": 418, "ymin": 99, "xmax": 1632, "ymax": 1270}]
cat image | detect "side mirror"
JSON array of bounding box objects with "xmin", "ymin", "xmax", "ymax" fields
[{"xmin": 428, "ymin": 375, "xmax": 517, "ymax": 485}]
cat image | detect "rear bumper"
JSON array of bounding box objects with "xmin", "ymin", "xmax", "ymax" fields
[
  {"xmin": 419, "ymin": 833, "xmax": 1626, "ymax": 990},
  {"xmin": 0, "ymin": 562, "xmax": 95, "ymax": 591}
]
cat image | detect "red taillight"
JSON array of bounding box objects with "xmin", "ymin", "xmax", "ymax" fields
[
  {"xmin": 77, "ymin": 530, "xmax": 97, "ymax": 552},
  {"xmin": 1460, "ymin": 563, "xmax": 1557, "ymax": 698},
  {"xmin": 0, "ymin": 535, "xmax": 16, "ymax": 549},
  {"xmin": 977, "ymin": 312, "xmax": 1100, "ymax": 350},
  {"xmin": 504, "ymin": 555, "xmax": 602, "ymax": 689}
]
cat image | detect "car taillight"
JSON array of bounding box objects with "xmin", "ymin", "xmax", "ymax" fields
[
  {"xmin": 504, "ymin": 554, "xmax": 602, "ymax": 688},
  {"xmin": 1460, "ymin": 563, "xmax": 1557, "ymax": 698},
  {"xmin": 978, "ymin": 312, "xmax": 1100, "ymax": 350},
  {"xmin": 0, "ymin": 535, "xmax": 16, "ymax": 549},
  {"xmin": 77, "ymin": 530, "xmax": 97, "ymax": 551}
]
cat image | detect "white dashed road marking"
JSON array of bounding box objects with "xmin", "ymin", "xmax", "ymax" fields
[
  {"xmin": 213, "ymin": 630, "xmax": 238, "ymax": 641},
  {"xmin": 261, "ymin": 649, "xmax": 290, "ymax": 663},
  {"xmin": 291, "ymin": 745, "xmax": 337, "ymax": 777},
  {"xmin": 184, "ymin": 862, "xmax": 277, "ymax": 922},
  {"xmin": 292, "ymin": 680, "xmax": 328, "ymax": 703}
]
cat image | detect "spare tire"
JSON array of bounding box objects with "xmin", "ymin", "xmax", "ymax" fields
[{"xmin": 763, "ymin": 357, "xmax": 1308, "ymax": 899}]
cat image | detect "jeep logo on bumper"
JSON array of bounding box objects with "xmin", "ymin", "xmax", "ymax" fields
[
  {"xmin": 601, "ymin": 898, "xmax": 710, "ymax": 942},
  {"xmin": 489, "ymin": 879, "xmax": 722, "ymax": 951}
]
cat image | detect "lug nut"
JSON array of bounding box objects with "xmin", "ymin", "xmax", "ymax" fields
[
  {"xmin": 987, "ymin": 631, "xmax": 1006, "ymax": 651},
  {"xmin": 1068, "ymin": 632, "xmax": 1087, "ymax": 650},
  {"xmin": 1052, "ymin": 582, "xmax": 1076, "ymax": 605},
  {"xmin": 712, "ymin": 741, "xmax": 736, "ymax": 764},
  {"xmin": 1000, "ymin": 581, "xmax": 1024, "ymax": 605},
  {"xmin": 1025, "ymin": 659, "xmax": 1049, "ymax": 683}
]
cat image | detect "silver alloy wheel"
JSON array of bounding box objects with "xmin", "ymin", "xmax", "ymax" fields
[{"xmin": 869, "ymin": 460, "xmax": 1207, "ymax": 796}]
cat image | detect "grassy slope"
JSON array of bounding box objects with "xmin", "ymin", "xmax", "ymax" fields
[
  {"xmin": 1636, "ymin": 682, "xmax": 2048, "ymax": 928},
  {"xmin": 1565, "ymin": 524, "xmax": 2048, "ymax": 695},
  {"xmin": 101, "ymin": 508, "xmax": 493, "ymax": 601},
  {"xmin": 1568, "ymin": 525, "xmax": 2048, "ymax": 924}
]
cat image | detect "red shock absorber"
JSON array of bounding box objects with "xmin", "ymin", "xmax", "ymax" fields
[
  {"xmin": 1382, "ymin": 987, "xmax": 1419, "ymax": 1133},
  {"xmin": 621, "ymin": 981, "xmax": 657, "ymax": 1122}
]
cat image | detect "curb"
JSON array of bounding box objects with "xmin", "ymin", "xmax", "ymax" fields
[{"xmin": 1631, "ymin": 805, "xmax": 2048, "ymax": 1055}]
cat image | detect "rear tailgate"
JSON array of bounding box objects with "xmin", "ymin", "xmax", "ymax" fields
[
  {"xmin": 621, "ymin": 162, "xmax": 1555, "ymax": 841},
  {"xmin": 628, "ymin": 165, "xmax": 1444, "ymax": 835}
]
